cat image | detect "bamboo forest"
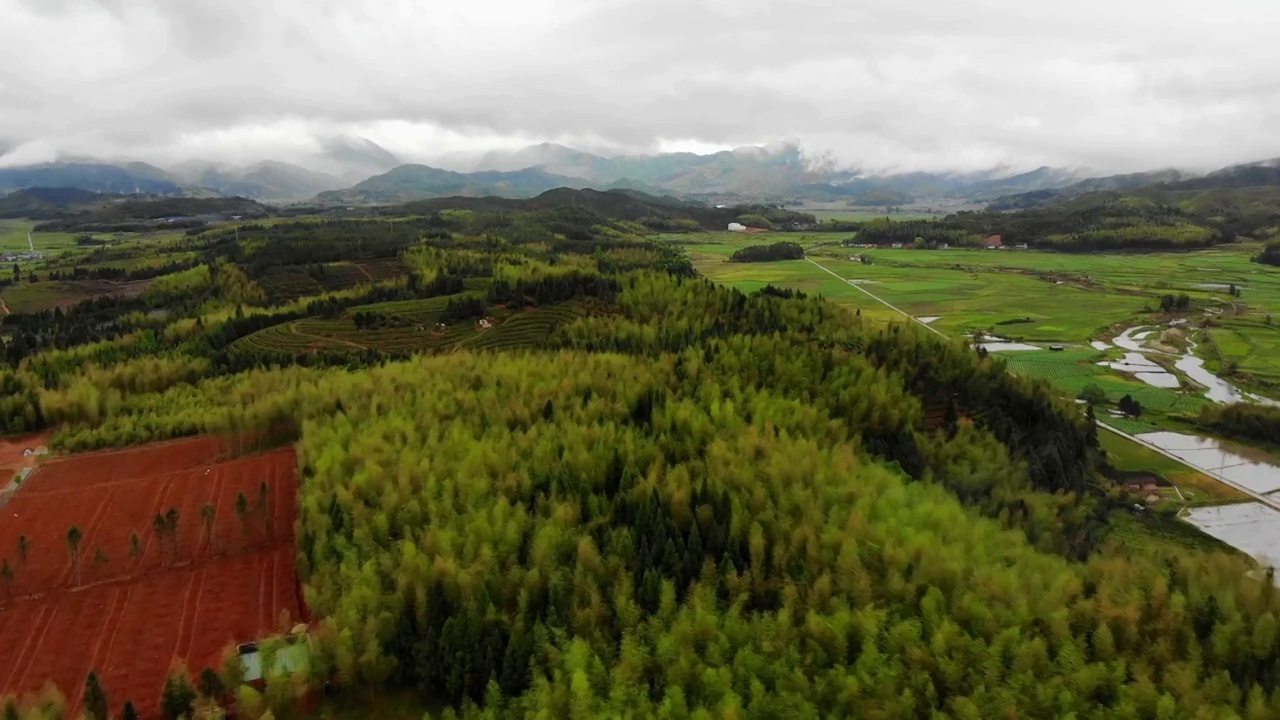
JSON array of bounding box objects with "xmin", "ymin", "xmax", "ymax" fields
[{"xmin": 1, "ymin": 204, "xmax": 1279, "ymax": 720}]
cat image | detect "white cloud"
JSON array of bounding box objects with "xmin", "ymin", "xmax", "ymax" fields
[{"xmin": 2, "ymin": 0, "xmax": 1280, "ymax": 174}]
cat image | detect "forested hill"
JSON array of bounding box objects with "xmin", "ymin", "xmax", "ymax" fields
[
  {"xmin": 0, "ymin": 188, "xmax": 273, "ymax": 227},
  {"xmin": 855, "ymin": 194, "xmax": 1234, "ymax": 251},
  {"xmin": 4, "ymin": 207, "xmax": 1280, "ymax": 717},
  {"xmin": 985, "ymin": 162, "xmax": 1280, "ymax": 242},
  {"xmin": 349, "ymin": 188, "xmax": 818, "ymax": 231}
]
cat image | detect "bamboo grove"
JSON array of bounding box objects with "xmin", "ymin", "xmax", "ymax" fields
[{"xmin": 3, "ymin": 206, "xmax": 1280, "ymax": 718}]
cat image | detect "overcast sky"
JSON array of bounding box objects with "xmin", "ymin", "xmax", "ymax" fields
[{"xmin": 3, "ymin": 0, "xmax": 1280, "ymax": 174}]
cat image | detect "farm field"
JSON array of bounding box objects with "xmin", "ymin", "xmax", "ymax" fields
[
  {"xmin": 676, "ymin": 233, "xmax": 1280, "ymax": 391},
  {"xmin": 0, "ymin": 220, "xmax": 85, "ymax": 257},
  {"xmin": 784, "ymin": 202, "xmax": 972, "ymax": 222},
  {"xmin": 674, "ymin": 232, "xmax": 1280, "ymax": 510},
  {"xmin": 0, "ymin": 278, "xmax": 151, "ymax": 313},
  {"xmin": 256, "ymin": 258, "xmax": 409, "ymax": 303},
  {"xmin": 663, "ymin": 233, "xmax": 901, "ymax": 324},
  {"xmin": 0, "ymin": 438, "xmax": 302, "ymax": 718}
]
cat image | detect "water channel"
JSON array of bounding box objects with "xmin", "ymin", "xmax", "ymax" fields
[{"xmin": 1106, "ymin": 325, "xmax": 1280, "ymax": 567}]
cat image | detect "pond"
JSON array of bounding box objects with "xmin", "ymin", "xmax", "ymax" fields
[
  {"xmin": 1136, "ymin": 431, "xmax": 1280, "ymax": 495},
  {"xmin": 1184, "ymin": 503, "xmax": 1280, "ymax": 568},
  {"xmin": 981, "ymin": 342, "xmax": 1040, "ymax": 352},
  {"xmin": 1098, "ymin": 352, "xmax": 1180, "ymax": 388}
]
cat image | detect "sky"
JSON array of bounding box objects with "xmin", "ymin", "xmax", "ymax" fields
[{"xmin": 2, "ymin": 0, "xmax": 1280, "ymax": 175}]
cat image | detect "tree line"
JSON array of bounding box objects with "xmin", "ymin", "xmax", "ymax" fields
[{"xmin": 729, "ymin": 241, "xmax": 805, "ymax": 262}]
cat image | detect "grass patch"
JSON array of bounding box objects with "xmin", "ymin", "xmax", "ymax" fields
[
  {"xmin": 1106, "ymin": 511, "xmax": 1241, "ymax": 555},
  {"xmin": 0, "ymin": 220, "xmax": 85, "ymax": 257}
]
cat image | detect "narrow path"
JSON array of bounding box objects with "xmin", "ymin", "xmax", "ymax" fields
[
  {"xmin": 288, "ymin": 320, "xmax": 367, "ymax": 350},
  {"xmin": 804, "ymin": 254, "xmax": 1280, "ymax": 512},
  {"xmin": 0, "ymin": 295, "xmax": 8, "ymax": 316},
  {"xmin": 804, "ymin": 255, "xmax": 947, "ymax": 338}
]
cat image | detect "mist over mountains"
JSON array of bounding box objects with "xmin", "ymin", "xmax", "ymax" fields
[{"xmin": 3, "ymin": 135, "xmax": 1280, "ymax": 209}]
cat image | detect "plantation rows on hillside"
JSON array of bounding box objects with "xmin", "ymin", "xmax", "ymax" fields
[{"xmin": 231, "ymin": 297, "xmax": 597, "ymax": 356}]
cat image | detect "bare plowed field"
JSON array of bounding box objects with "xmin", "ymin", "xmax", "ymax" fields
[{"xmin": 0, "ymin": 439, "xmax": 302, "ymax": 718}]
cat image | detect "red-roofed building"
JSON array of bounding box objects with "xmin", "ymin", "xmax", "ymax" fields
[{"xmin": 984, "ymin": 235, "xmax": 1003, "ymax": 249}]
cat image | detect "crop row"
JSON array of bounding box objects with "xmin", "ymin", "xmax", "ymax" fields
[
  {"xmin": 232, "ymin": 300, "xmax": 591, "ymax": 356},
  {"xmin": 256, "ymin": 273, "xmax": 325, "ymax": 303},
  {"xmin": 355, "ymin": 258, "xmax": 407, "ymax": 281},
  {"xmin": 317, "ymin": 263, "xmax": 367, "ymax": 291},
  {"xmin": 346, "ymin": 294, "xmax": 459, "ymax": 322},
  {"xmin": 232, "ymin": 323, "xmax": 315, "ymax": 353},
  {"xmin": 467, "ymin": 301, "xmax": 592, "ymax": 351},
  {"xmin": 1005, "ymin": 358, "xmax": 1104, "ymax": 380}
]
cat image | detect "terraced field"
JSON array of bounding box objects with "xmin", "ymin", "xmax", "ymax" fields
[
  {"xmin": 233, "ymin": 298, "xmax": 596, "ymax": 356},
  {"xmin": 465, "ymin": 301, "xmax": 594, "ymax": 350},
  {"xmin": 257, "ymin": 259, "xmax": 409, "ymax": 303},
  {"xmin": 258, "ymin": 271, "xmax": 324, "ymax": 303},
  {"xmin": 348, "ymin": 295, "xmax": 457, "ymax": 321},
  {"xmin": 356, "ymin": 258, "xmax": 407, "ymax": 282}
]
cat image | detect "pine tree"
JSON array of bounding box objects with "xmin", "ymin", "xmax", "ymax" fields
[
  {"xmin": 165, "ymin": 508, "xmax": 180, "ymax": 560},
  {"xmin": 200, "ymin": 503, "xmax": 217, "ymax": 555},
  {"xmin": 198, "ymin": 667, "xmax": 225, "ymax": 701},
  {"xmin": 161, "ymin": 666, "xmax": 197, "ymax": 720},
  {"xmin": 66, "ymin": 526, "xmax": 83, "ymax": 587},
  {"xmin": 128, "ymin": 532, "xmax": 142, "ymax": 564},
  {"xmin": 83, "ymin": 671, "xmax": 109, "ymax": 720},
  {"xmin": 235, "ymin": 492, "xmax": 250, "ymax": 548},
  {"xmin": 153, "ymin": 513, "xmax": 168, "ymax": 565}
]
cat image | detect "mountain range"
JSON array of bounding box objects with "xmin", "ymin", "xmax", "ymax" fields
[
  {"xmin": 0, "ymin": 134, "xmax": 402, "ymax": 201},
  {"xmin": 5, "ymin": 137, "xmax": 1280, "ymax": 211}
]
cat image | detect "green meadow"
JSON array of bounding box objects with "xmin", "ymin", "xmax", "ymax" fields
[
  {"xmin": 672, "ymin": 232, "xmax": 1280, "ymax": 387},
  {"xmin": 0, "ymin": 219, "xmax": 86, "ymax": 257},
  {"xmin": 670, "ymin": 230, "xmax": 1280, "ymax": 496}
]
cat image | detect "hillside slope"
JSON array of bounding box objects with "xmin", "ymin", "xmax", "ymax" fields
[
  {"xmin": 0, "ymin": 162, "xmax": 186, "ymax": 195},
  {"xmin": 313, "ymin": 165, "xmax": 587, "ymax": 204}
]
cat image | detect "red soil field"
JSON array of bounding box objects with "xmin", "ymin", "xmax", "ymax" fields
[{"xmin": 0, "ymin": 439, "xmax": 302, "ymax": 719}]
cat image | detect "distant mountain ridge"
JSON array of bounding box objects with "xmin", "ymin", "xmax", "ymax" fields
[
  {"xmin": 0, "ymin": 134, "xmax": 400, "ymax": 201},
  {"xmin": 0, "ymin": 162, "xmax": 185, "ymax": 195},
  {"xmin": 310, "ymin": 145, "xmax": 1097, "ymax": 205},
  {"xmin": 987, "ymin": 160, "xmax": 1280, "ymax": 213},
  {"xmin": 169, "ymin": 160, "xmax": 346, "ymax": 200},
  {"xmin": 313, "ymin": 165, "xmax": 588, "ymax": 204},
  {"xmin": 10, "ymin": 137, "xmax": 1280, "ymax": 209}
]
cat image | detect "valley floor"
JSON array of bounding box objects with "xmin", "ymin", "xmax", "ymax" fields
[{"xmin": 674, "ymin": 231, "xmax": 1280, "ymax": 558}]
